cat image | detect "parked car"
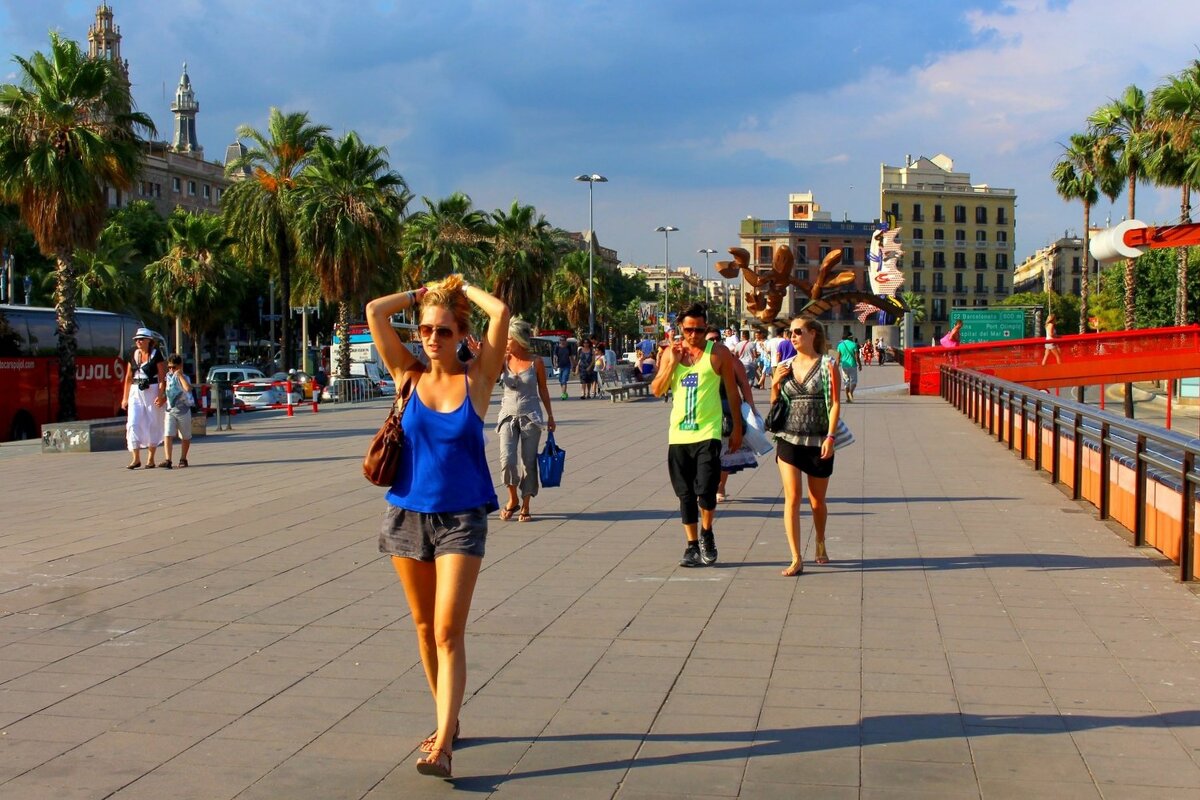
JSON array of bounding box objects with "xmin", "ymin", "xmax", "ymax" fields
[
  {"xmin": 270, "ymin": 371, "xmax": 314, "ymax": 400},
  {"xmin": 233, "ymin": 375, "xmax": 286, "ymax": 409}
]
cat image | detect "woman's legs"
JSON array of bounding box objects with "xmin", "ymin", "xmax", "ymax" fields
[
  {"xmin": 776, "ymin": 457, "xmax": 805, "ymax": 575},
  {"xmin": 518, "ymin": 423, "xmax": 542, "ymax": 520},
  {"xmin": 807, "ymin": 475, "xmax": 831, "ymax": 563},
  {"xmin": 392, "ymin": 553, "xmax": 482, "ymax": 760},
  {"xmin": 498, "ymin": 421, "xmax": 520, "ymax": 519},
  {"xmin": 127, "ymin": 447, "xmax": 142, "ymax": 468}
]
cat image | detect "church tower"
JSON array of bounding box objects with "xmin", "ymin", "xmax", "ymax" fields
[
  {"xmin": 87, "ymin": 2, "xmax": 128, "ymax": 78},
  {"xmin": 170, "ymin": 64, "xmax": 203, "ymax": 157}
]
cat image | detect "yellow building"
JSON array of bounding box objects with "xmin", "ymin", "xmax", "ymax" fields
[
  {"xmin": 1013, "ymin": 234, "xmax": 1096, "ymax": 296},
  {"xmin": 880, "ymin": 154, "xmax": 1016, "ymax": 345}
]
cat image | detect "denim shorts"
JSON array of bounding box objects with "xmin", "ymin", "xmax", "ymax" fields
[{"xmin": 379, "ymin": 504, "xmax": 488, "ymax": 561}]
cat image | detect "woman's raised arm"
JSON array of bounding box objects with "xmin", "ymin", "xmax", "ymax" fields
[{"xmin": 366, "ymin": 288, "xmax": 425, "ymax": 381}]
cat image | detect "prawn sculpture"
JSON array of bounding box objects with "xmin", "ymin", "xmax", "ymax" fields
[{"xmin": 715, "ymin": 243, "xmax": 906, "ymax": 323}]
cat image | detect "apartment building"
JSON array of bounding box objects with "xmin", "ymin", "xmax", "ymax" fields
[
  {"xmin": 1013, "ymin": 235, "xmax": 1096, "ymax": 296},
  {"xmin": 880, "ymin": 154, "xmax": 1016, "ymax": 344}
]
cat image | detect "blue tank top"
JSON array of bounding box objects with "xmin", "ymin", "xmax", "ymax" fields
[{"xmin": 385, "ymin": 375, "xmax": 499, "ymax": 514}]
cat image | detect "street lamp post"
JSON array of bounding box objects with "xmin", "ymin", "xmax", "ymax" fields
[
  {"xmin": 574, "ymin": 174, "xmax": 607, "ymax": 337},
  {"xmin": 655, "ymin": 226, "xmax": 678, "ymax": 332},
  {"xmin": 698, "ymin": 248, "xmax": 717, "ymax": 324}
]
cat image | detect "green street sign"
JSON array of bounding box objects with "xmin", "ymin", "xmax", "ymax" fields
[{"xmin": 949, "ymin": 308, "xmax": 1029, "ymax": 344}]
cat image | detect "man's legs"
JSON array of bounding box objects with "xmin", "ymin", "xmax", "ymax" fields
[
  {"xmin": 668, "ymin": 444, "xmax": 703, "ymax": 567},
  {"xmin": 694, "ymin": 440, "xmax": 721, "ymax": 565}
]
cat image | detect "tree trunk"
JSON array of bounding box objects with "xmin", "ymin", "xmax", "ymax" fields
[
  {"xmin": 54, "ymin": 250, "xmax": 78, "ymax": 422},
  {"xmin": 1079, "ymin": 202, "xmax": 1091, "ymax": 333},
  {"xmin": 336, "ymin": 301, "xmax": 351, "ymax": 379},
  {"xmin": 278, "ymin": 227, "xmax": 294, "ymax": 372},
  {"xmin": 1123, "ymin": 175, "xmax": 1137, "ymax": 419},
  {"xmin": 193, "ymin": 336, "xmax": 202, "ymax": 386},
  {"xmin": 1178, "ymin": 184, "xmax": 1191, "ymax": 327}
]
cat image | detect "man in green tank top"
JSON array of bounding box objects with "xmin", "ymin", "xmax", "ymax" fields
[{"xmin": 651, "ymin": 303, "xmax": 744, "ymax": 567}]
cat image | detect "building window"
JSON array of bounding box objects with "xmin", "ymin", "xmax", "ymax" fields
[
  {"xmin": 172, "ymin": 177, "xmax": 181, "ymax": 193},
  {"xmin": 890, "ymin": 202, "xmax": 901, "ymax": 222},
  {"xmin": 933, "ymin": 228, "xmax": 944, "ymax": 243},
  {"xmin": 912, "ymin": 274, "xmax": 924, "ymax": 291},
  {"xmin": 203, "ymin": 185, "xmax": 211, "ymax": 200},
  {"xmin": 912, "ymin": 252, "xmax": 924, "ymax": 269},
  {"xmin": 975, "ymin": 230, "xmax": 987, "ymax": 243},
  {"xmin": 996, "ymin": 253, "xmax": 1008, "ymax": 270},
  {"xmin": 912, "ymin": 203, "xmax": 923, "ymax": 222},
  {"xmin": 795, "ymin": 245, "xmax": 807, "ymax": 263},
  {"xmin": 975, "ymin": 274, "xmax": 985, "ymax": 291},
  {"xmin": 996, "ymin": 230, "xmax": 1007, "ymax": 244},
  {"xmin": 933, "ymin": 274, "xmax": 945, "ymax": 292},
  {"xmin": 1072, "ymin": 278, "xmax": 1081, "ymax": 294},
  {"xmin": 818, "ymin": 245, "xmax": 831, "ymax": 262},
  {"xmin": 933, "ymin": 252, "xmax": 945, "ymax": 269},
  {"xmin": 954, "ymin": 205, "xmax": 966, "ymax": 223},
  {"xmin": 995, "ymin": 274, "xmax": 1007, "ymax": 291},
  {"xmin": 932, "ymin": 298, "xmax": 947, "ymax": 321},
  {"xmin": 997, "ymin": 208, "xmax": 1008, "ymax": 225},
  {"xmin": 842, "ymin": 247, "xmax": 854, "ymax": 266},
  {"xmin": 954, "ymin": 252, "xmax": 966, "ymax": 269},
  {"xmin": 757, "ymin": 245, "xmax": 771, "ymax": 263},
  {"xmin": 1071, "ymin": 256, "xmax": 1081, "ymax": 274},
  {"xmin": 975, "ymin": 206, "xmax": 987, "ymax": 224},
  {"xmin": 934, "ymin": 204, "xmax": 944, "ymax": 222},
  {"xmin": 216, "ymin": 188, "xmax": 223, "ymax": 202},
  {"xmin": 955, "ymin": 230, "xmax": 966, "ymax": 243},
  {"xmin": 912, "ymin": 228, "xmax": 924, "ymax": 241},
  {"xmin": 975, "ymin": 253, "xmax": 987, "ymax": 269},
  {"xmin": 187, "ymin": 180, "xmax": 196, "ymax": 196},
  {"xmin": 954, "ymin": 274, "xmax": 965, "ymax": 292}
]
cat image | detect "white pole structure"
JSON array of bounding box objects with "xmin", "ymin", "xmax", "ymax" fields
[
  {"xmin": 656, "ymin": 226, "xmax": 678, "ymax": 333},
  {"xmin": 698, "ymin": 248, "xmax": 717, "ymax": 323},
  {"xmin": 574, "ymin": 174, "xmax": 607, "ymax": 337}
]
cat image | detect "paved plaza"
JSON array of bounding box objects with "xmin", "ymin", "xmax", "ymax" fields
[{"xmin": 1, "ymin": 363, "xmax": 1199, "ymax": 799}]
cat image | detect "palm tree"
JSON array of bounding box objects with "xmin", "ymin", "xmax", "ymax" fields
[
  {"xmin": 549, "ymin": 250, "xmax": 607, "ymax": 331},
  {"xmin": 62, "ymin": 227, "xmax": 139, "ymax": 313},
  {"xmin": 292, "ymin": 132, "xmax": 408, "ymax": 378},
  {"xmin": 222, "ymin": 108, "xmax": 330, "ymax": 371},
  {"xmin": 145, "ymin": 211, "xmax": 242, "ymax": 382},
  {"xmin": 399, "ymin": 192, "xmax": 492, "ymax": 285},
  {"xmin": 0, "ymin": 32, "xmax": 155, "ymax": 420},
  {"xmin": 1089, "ymin": 85, "xmax": 1151, "ymax": 331},
  {"xmin": 488, "ymin": 201, "xmax": 560, "ymax": 319},
  {"xmin": 1053, "ymin": 133, "xmax": 1106, "ymax": 333},
  {"xmin": 1149, "ymin": 60, "xmax": 1200, "ymax": 325}
]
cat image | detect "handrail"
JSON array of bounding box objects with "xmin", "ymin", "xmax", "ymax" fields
[{"xmin": 940, "ymin": 362, "xmax": 1198, "ymax": 581}]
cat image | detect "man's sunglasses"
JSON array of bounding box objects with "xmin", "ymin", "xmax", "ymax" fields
[
  {"xmin": 418, "ymin": 324, "xmax": 455, "ymax": 340},
  {"xmin": 680, "ymin": 326, "xmax": 706, "ymax": 334}
]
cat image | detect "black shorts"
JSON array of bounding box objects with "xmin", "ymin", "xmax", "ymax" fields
[
  {"xmin": 775, "ymin": 439, "xmax": 835, "ymax": 479},
  {"xmin": 667, "ymin": 440, "xmax": 722, "ymax": 500},
  {"xmin": 379, "ymin": 504, "xmax": 488, "ymax": 561}
]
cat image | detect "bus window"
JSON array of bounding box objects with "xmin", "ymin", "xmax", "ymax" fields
[
  {"xmin": 89, "ymin": 314, "xmax": 124, "ymax": 358},
  {"xmin": 75, "ymin": 315, "xmax": 95, "ymax": 357},
  {"xmin": 26, "ymin": 313, "xmax": 55, "ymax": 356},
  {"xmin": 0, "ymin": 309, "xmax": 27, "ymax": 356}
]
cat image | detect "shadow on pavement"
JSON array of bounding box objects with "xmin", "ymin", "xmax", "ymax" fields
[
  {"xmin": 447, "ymin": 710, "xmax": 1200, "ymax": 791},
  {"xmin": 824, "ymin": 553, "xmax": 1156, "ymax": 572}
]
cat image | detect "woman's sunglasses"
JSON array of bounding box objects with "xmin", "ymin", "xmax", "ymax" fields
[
  {"xmin": 789, "ymin": 328, "xmax": 809, "ymax": 336},
  {"xmin": 418, "ymin": 324, "xmax": 455, "ymax": 340}
]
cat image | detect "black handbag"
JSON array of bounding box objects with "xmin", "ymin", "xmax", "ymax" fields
[{"xmin": 763, "ymin": 392, "xmax": 790, "ymax": 433}]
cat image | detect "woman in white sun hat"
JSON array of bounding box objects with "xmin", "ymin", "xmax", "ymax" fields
[{"xmin": 120, "ymin": 327, "xmax": 167, "ymax": 469}]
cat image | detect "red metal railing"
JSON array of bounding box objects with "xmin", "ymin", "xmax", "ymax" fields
[{"xmin": 906, "ymin": 325, "xmax": 1200, "ymax": 396}]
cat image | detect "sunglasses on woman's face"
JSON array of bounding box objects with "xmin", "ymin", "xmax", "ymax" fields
[
  {"xmin": 418, "ymin": 324, "xmax": 455, "ymax": 340},
  {"xmin": 789, "ymin": 328, "xmax": 808, "ymax": 336}
]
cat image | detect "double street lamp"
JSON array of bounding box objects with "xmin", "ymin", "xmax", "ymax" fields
[
  {"xmin": 655, "ymin": 225, "xmax": 678, "ymax": 332},
  {"xmin": 574, "ymin": 173, "xmax": 607, "ymax": 337}
]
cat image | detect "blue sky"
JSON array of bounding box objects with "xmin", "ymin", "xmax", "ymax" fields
[{"xmin": 2, "ymin": 0, "xmax": 1197, "ymax": 280}]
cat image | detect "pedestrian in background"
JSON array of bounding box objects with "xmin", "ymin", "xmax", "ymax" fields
[
  {"xmin": 1042, "ymin": 313, "xmax": 1062, "ymax": 366},
  {"xmin": 836, "ymin": 331, "xmax": 861, "ymax": 403},
  {"xmin": 497, "ymin": 320, "xmax": 555, "ymax": 523},
  {"xmin": 552, "ymin": 335, "xmax": 574, "ymax": 400},
  {"xmin": 772, "ymin": 317, "xmax": 839, "ymax": 576},
  {"xmin": 367, "ymin": 274, "xmax": 510, "ymax": 779},
  {"xmin": 577, "ymin": 338, "xmax": 597, "ymax": 399},
  {"xmin": 121, "ymin": 328, "xmax": 166, "ymax": 469}
]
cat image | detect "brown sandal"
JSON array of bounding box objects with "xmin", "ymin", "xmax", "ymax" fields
[
  {"xmin": 416, "ymin": 747, "xmax": 452, "ymax": 778},
  {"xmin": 419, "ymin": 721, "xmax": 460, "ymax": 753}
]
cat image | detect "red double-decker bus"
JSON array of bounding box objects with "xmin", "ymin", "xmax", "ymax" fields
[{"xmin": 0, "ymin": 304, "xmax": 146, "ymax": 441}]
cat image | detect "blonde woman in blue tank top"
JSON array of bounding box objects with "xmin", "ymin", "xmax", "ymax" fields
[{"xmin": 367, "ymin": 274, "xmax": 509, "ymax": 779}]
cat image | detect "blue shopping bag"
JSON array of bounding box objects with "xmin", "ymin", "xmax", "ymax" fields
[{"xmin": 538, "ymin": 432, "xmax": 566, "ymax": 488}]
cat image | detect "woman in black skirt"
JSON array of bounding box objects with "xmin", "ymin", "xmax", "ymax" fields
[{"xmin": 770, "ymin": 317, "xmax": 841, "ymax": 576}]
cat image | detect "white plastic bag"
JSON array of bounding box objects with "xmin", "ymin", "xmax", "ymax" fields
[{"xmin": 740, "ymin": 401, "xmax": 774, "ymax": 456}]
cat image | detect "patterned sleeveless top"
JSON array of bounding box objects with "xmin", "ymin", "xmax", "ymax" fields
[{"xmin": 773, "ymin": 357, "xmax": 829, "ymax": 447}]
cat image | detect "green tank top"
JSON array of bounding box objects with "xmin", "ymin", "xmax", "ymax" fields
[{"xmin": 668, "ymin": 341, "xmax": 722, "ymax": 444}]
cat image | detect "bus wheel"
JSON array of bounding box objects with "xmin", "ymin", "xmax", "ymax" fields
[{"xmin": 10, "ymin": 413, "xmax": 38, "ymax": 441}]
